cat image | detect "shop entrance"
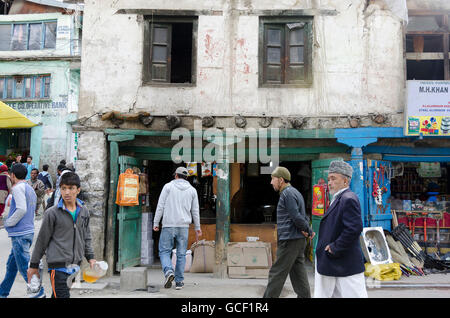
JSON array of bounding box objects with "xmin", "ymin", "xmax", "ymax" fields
[
  {"xmin": 390, "ymin": 162, "xmax": 450, "ymax": 256},
  {"xmin": 0, "ymin": 128, "xmax": 31, "ymax": 166}
]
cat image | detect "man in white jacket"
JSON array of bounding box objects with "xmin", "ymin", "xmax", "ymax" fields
[{"xmin": 153, "ymin": 167, "xmax": 202, "ymax": 290}]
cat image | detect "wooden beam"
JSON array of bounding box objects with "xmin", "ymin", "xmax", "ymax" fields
[
  {"xmin": 105, "ymin": 128, "xmax": 336, "ymax": 139},
  {"xmin": 105, "ymin": 141, "xmax": 119, "ymax": 276},
  {"xmin": 108, "ymin": 135, "xmax": 136, "ymax": 142}
]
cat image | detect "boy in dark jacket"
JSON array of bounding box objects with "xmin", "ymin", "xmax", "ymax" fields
[
  {"xmin": 27, "ymin": 172, "xmax": 96, "ymax": 298},
  {"xmin": 263, "ymin": 166, "xmax": 314, "ymax": 298}
]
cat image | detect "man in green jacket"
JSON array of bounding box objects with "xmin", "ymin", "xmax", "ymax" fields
[{"xmin": 263, "ymin": 166, "xmax": 315, "ymax": 298}]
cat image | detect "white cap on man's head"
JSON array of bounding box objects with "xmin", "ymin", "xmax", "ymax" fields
[{"xmin": 174, "ymin": 166, "xmax": 189, "ymax": 177}]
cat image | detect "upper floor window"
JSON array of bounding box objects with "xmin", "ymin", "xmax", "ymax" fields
[
  {"xmin": 259, "ymin": 17, "xmax": 313, "ymax": 87},
  {"xmin": 406, "ymin": 13, "xmax": 449, "ymax": 80},
  {"xmin": 143, "ymin": 16, "xmax": 197, "ymax": 85},
  {"xmin": 0, "ymin": 21, "xmax": 57, "ymax": 51},
  {"xmin": 0, "ymin": 75, "xmax": 51, "ymax": 100}
]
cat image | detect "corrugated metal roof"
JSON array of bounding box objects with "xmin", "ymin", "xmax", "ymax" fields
[{"xmin": 25, "ymin": 0, "xmax": 84, "ymax": 11}]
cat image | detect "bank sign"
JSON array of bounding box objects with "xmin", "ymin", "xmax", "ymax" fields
[{"xmin": 405, "ymin": 81, "xmax": 450, "ymax": 136}]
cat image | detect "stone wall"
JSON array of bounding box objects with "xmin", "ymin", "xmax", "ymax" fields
[{"xmin": 76, "ymin": 130, "xmax": 108, "ymax": 261}]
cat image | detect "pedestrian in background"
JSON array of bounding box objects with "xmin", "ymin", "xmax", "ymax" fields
[
  {"xmin": 0, "ymin": 165, "xmax": 12, "ymax": 217},
  {"xmin": 28, "ymin": 168, "xmax": 46, "ymax": 217},
  {"xmin": 38, "ymin": 164, "xmax": 53, "ymax": 191},
  {"xmin": 23, "ymin": 156, "xmax": 36, "ymax": 180},
  {"xmin": 153, "ymin": 166, "xmax": 202, "ymax": 290},
  {"xmin": 314, "ymin": 160, "xmax": 367, "ymax": 298},
  {"xmin": 263, "ymin": 166, "xmax": 314, "ymax": 298},
  {"xmin": 28, "ymin": 171, "xmax": 96, "ymax": 298},
  {"xmin": 0, "ymin": 164, "xmax": 37, "ymax": 298}
]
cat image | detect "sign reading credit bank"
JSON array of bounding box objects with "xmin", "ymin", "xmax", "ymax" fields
[{"xmin": 405, "ymin": 80, "xmax": 450, "ymax": 136}]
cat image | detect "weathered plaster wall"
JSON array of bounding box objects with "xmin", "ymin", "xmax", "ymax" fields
[{"xmin": 79, "ymin": 0, "xmax": 409, "ymax": 129}]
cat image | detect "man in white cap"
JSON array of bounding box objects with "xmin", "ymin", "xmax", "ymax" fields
[
  {"xmin": 153, "ymin": 166, "xmax": 202, "ymax": 290},
  {"xmin": 314, "ymin": 160, "xmax": 367, "ymax": 298}
]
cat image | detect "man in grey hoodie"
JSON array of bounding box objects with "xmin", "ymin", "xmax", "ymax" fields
[{"xmin": 153, "ymin": 166, "xmax": 202, "ymax": 290}]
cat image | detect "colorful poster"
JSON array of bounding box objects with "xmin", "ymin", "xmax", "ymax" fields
[{"xmin": 405, "ymin": 81, "xmax": 450, "ymax": 136}]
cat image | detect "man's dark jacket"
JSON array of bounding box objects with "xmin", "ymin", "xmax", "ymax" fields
[
  {"xmin": 276, "ymin": 185, "xmax": 312, "ymax": 241},
  {"xmin": 316, "ymin": 188, "xmax": 365, "ymax": 277}
]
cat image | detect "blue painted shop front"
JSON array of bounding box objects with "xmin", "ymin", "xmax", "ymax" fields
[{"xmin": 335, "ymin": 127, "xmax": 450, "ymax": 232}]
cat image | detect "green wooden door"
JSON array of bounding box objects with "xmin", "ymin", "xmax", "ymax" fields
[
  {"xmin": 117, "ymin": 155, "xmax": 143, "ymax": 271},
  {"xmin": 311, "ymin": 158, "xmax": 343, "ymax": 257}
]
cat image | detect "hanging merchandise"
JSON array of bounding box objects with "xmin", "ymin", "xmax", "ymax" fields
[
  {"xmin": 187, "ymin": 162, "xmax": 198, "ymax": 176},
  {"xmin": 201, "ymin": 162, "xmax": 212, "ymax": 177},
  {"xmin": 139, "ymin": 173, "xmax": 149, "ymax": 195},
  {"xmin": 312, "ymin": 178, "xmax": 329, "ymax": 216},
  {"xmin": 417, "ymin": 162, "xmax": 441, "ymax": 178},
  {"xmin": 116, "ymin": 168, "xmax": 140, "ymax": 206},
  {"xmin": 372, "ymin": 165, "xmax": 388, "ymax": 213}
]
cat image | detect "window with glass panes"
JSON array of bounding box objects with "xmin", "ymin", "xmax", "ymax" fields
[
  {"xmin": 259, "ymin": 17, "xmax": 313, "ymax": 87},
  {"xmin": 0, "ymin": 21, "xmax": 56, "ymax": 51},
  {"xmin": 0, "ymin": 75, "xmax": 51, "ymax": 100},
  {"xmin": 406, "ymin": 12, "xmax": 449, "ymax": 80}
]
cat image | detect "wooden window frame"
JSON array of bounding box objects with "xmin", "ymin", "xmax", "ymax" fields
[
  {"xmin": 142, "ymin": 16, "xmax": 198, "ymax": 86},
  {"xmin": 259, "ymin": 17, "xmax": 313, "ymax": 88},
  {"xmin": 406, "ymin": 11, "xmax": 449, "ymax": 80}
]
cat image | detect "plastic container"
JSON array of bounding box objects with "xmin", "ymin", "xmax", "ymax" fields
[{"xmin": 83, "ymin": 261, "xmax": 108, "ymax": 283}]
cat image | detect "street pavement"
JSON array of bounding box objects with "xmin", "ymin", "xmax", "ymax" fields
[{"xmin": 0, "ymin": 218, "xmax": 449, "ymax": 298}]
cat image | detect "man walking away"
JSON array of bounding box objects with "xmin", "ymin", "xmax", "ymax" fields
[
  {"xmin": 263, "ymin": 166, "xmax": 314, "ymax": 298},
  {"xmin": 0, "ymin": 164, "xmax": 38, "ymax": 298},
  {"xmin": 28, "ymin": 171, "xmax": 97, "ymax": 298},
  {"xmin": 38, "ymin": 164, "xmax": 53, "ymax": 191},
  {"xmin": 28, "ymin": 168, "xmax": 46, "ymax": 217},
  {"xmin": 314, "ymin": 160, "xmax": 367, "ymax": 298},
  {"xmin": 23, "ymin": 156, "xmax": 36, "ymax": 181},
  {"xmin": 153, "ymin": 167, "xmax": 202, "ymax": 290}
]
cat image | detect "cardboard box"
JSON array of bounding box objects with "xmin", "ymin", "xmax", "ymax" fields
[
  {"xmin": 228, "ymin": 266, "xmax": 270, "ymax": 279},
  {"xmin": 227, "ymin": 242, "xmax": 272, "ymax": 278},
  {"xmin": 227, "ymin": 242, "xmax": 272, "ymax": 268}
]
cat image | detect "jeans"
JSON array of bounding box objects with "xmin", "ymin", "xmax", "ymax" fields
[
  {"xmin": 0, "ymin": 233, "xmax": 34, "ymax": 297},
  {"xmin": 159, "ymin": 227, "xmax": 189, "ymax": 283}
]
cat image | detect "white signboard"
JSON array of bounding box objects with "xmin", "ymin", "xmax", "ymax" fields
[{"xmin": 405, "ymin": 80, "xmax": 450, "ymax": 136}]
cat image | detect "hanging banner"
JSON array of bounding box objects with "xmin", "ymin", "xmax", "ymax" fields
[{"xmin": 405, "ymin": 80, "xmax": 450, "ymax": 136}]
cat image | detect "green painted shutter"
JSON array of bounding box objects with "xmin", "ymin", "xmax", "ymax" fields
[{"xmin": 117, "ymin": 155, "xmax": 143, "ymax": 271}]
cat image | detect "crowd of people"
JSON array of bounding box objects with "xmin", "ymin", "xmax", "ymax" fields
[
  {"xmin": 0, "ymin": 157, "xmax": 97, "ymax": 298},
  {"xmin": 0, "ymin": 155, "xmax": 367, "ymax": 299}
]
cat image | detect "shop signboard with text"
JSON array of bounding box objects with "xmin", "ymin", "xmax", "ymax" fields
[{"xmin": 405, "ymin": 80, "xmax": 450, "ymax": 136}]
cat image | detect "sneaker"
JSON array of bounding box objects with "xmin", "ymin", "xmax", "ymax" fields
[
  {"xmin": 164, "ymin": 271, "xmax": 175, "ymax": 289},
  {"xmin": 175, "ymin": 282, "xmax": 184, "ymax": 290},
  {"xmin": 28, "ymin": 286, "xmax": 46, "ymax": 298}
]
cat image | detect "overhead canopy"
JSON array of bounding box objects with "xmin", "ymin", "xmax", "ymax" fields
[{"xmin": 0, "ymin": 101, "xmax": 37, "ymax": 128}]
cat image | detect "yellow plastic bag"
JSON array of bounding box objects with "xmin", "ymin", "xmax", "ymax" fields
[
  {"xmin": 116, "ymin": 168, "xmax": 139, "ymax": 206},
  {"xmin": 364, "ymin": 263, "xmax": 402, "ymax": 281}
]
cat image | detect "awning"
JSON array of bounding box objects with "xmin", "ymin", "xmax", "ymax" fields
[{"xmin": 0, "ymin": 101, "xmax": 37, "ymax": 128}]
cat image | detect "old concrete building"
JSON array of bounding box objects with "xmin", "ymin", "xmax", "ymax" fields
[
  {"xmin": 75, "ymin": 0, "xmax": 450, "ymax": 276},
  {"xmin": 0, "ymin": 0, "xmax": 83, "ymax": 180}
]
